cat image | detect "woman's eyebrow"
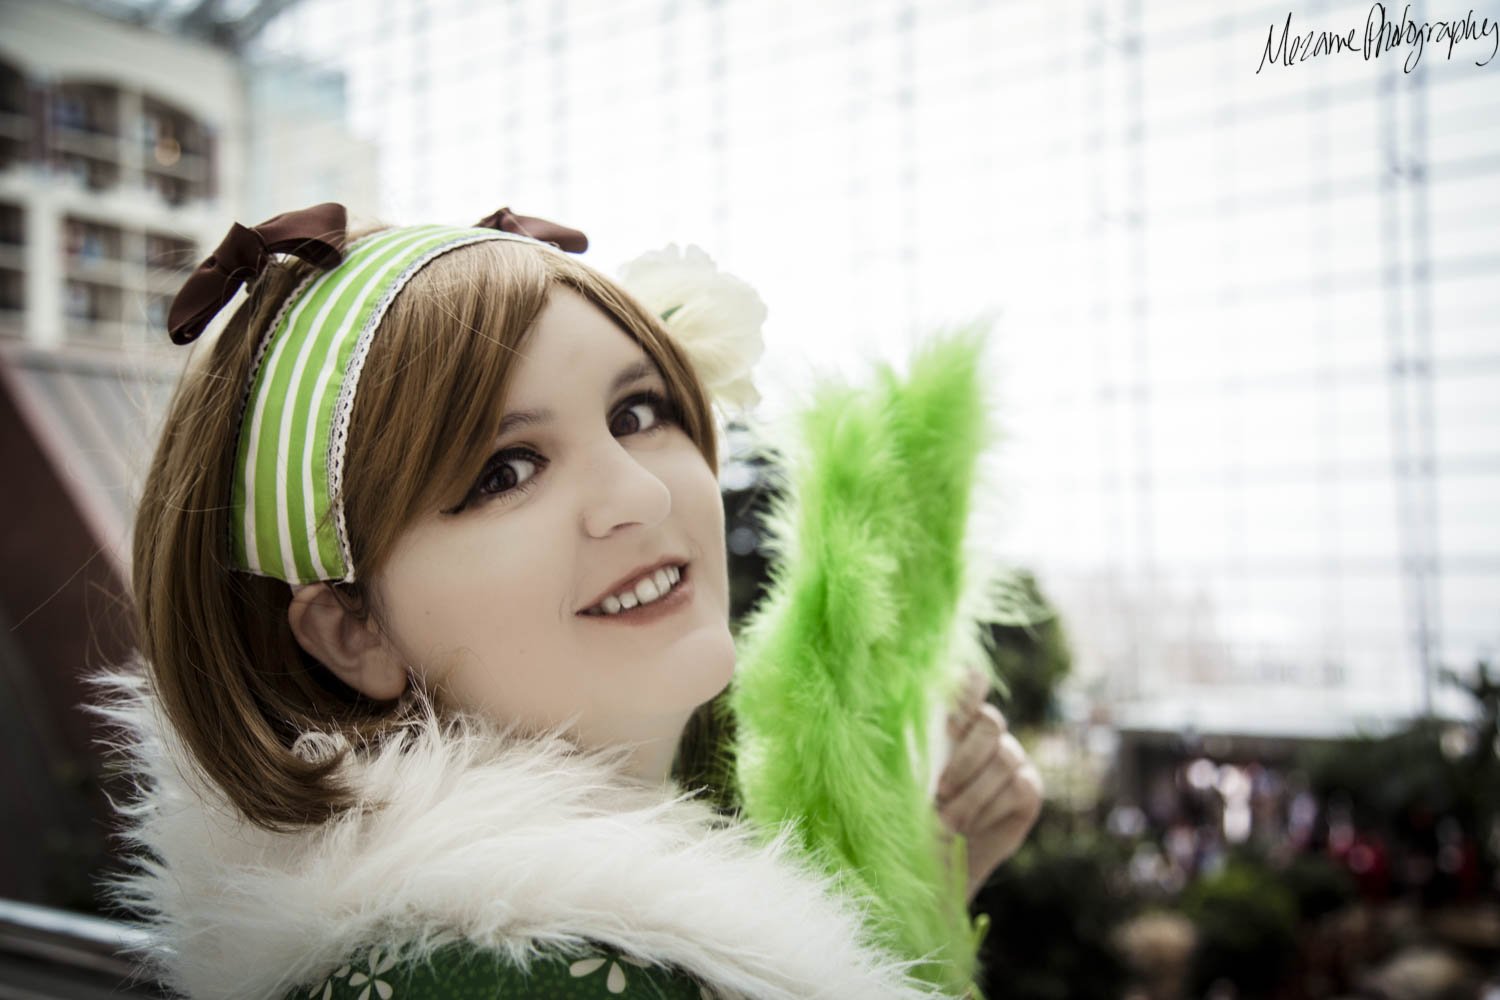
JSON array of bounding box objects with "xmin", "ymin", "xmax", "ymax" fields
[{"xmin": 495, "ymin": 358, "xmax": 660, "ymax": 436}]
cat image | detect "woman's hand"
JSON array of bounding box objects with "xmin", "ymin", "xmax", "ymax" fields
[{"xmin": 935, "ymin": 667, "xmax": 1045, "ymax": 902}]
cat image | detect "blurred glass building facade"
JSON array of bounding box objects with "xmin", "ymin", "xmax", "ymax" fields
[{"xmin": 246, "ymin": 0, "xmax": 1500, "ymax": 738}]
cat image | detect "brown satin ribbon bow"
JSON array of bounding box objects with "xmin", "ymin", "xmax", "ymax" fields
[
  {"xmin": 167, "ymin": 202, "xmax": 348, "ymax": 345},
  {"xmin": 167, "ymin": 203, "xmax": 588, "ymax": 345},
  {"xmin": 475, "ymin": 207, "xmax": 589, "ymax": 253}
]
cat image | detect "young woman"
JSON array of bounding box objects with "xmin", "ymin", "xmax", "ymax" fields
[{"xmin": 99, "ymin": 204, "xmax": 1040, "ymax": 1000}]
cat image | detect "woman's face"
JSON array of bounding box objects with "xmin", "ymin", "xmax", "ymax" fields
[{"xmin": 371, "ymin": 286, "xmax": 734, "ymax": 756}]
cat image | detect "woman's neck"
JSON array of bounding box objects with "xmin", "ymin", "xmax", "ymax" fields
[
  {"xmin": 581, "ymin": 709, "xmax": 695, "ymax": 787},
  {"xmin": 624, "ymin": 730, "xmax": 685, "ymax": 785}
]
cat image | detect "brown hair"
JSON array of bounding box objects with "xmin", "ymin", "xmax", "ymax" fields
[{"xmin": 131, "ymin": 232, "xmax": 732, "ymax": 830}]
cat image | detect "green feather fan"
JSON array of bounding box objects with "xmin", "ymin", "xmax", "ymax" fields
[{"xmin": 729, "ymin": 325, "xmax": 1009, "ymax": 998}]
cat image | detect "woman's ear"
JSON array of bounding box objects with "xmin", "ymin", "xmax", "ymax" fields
[{"xmin": 287, "ymin": 583, "xmax": 408, "ymax": 701}]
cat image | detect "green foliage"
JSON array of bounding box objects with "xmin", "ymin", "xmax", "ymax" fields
[
  {"xmin": 1274, "ymin": 852, "xmax": 1358, "ymax": 922},
  {"xmin": 970, "ymin": 812, "xmax": 1138, "ymax": 1000},
  {"xmin": 1297, "ymin": 658, "xmax": 1499, "ymax": 880},
  {"xmin": 1180, "ymin": 861, "xmax": 1299, "ymax": 999},
  {"xmin": 1299, "ymin": 720, "xmax": 1459, "ymax": 827},
  {"xmin": 985, "ymin": 571, "xmax": 1073, "ymax": 730},
  {"xmin": 1442, "ymin": 660, "xmax": 1500, "ymax": 873}
]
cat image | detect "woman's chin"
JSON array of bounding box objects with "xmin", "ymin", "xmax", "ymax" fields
[{"xmin": 661, "ymin": 627, "xmax": 736, "ymax": 707}]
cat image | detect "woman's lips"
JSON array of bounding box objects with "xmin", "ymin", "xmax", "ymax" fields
[{"xmin": 576, "ymin": 564, "xmax": 693, "ymax": 625}]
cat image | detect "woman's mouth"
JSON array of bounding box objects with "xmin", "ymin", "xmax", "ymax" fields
[{"xmin": 577, "ymin": 563, "xmax": 692, "ymax": 625}]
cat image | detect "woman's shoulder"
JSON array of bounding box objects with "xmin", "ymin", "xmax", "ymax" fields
[{"xmin": 294, "ymin": 939, "xmax": 720, "ymax": 1000}]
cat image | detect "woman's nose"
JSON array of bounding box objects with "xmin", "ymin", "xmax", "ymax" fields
[{"xmin": 579, "ymin": 439, "xmax": 672, "ymax": 538}]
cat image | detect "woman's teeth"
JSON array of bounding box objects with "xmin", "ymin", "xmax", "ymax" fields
[{"xmin": 589, "ymin": 565, "xmax": 683, "ymax": 615}]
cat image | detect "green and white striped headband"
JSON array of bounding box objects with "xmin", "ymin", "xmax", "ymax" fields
[{"xmin": 168, "ymin": 204, "xmax": 591, "ymax": 584}]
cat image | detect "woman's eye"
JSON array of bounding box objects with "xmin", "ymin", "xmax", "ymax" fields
[
  {"xmin": 611, "ymin": 390, "xmax": 680, "ymax": 437},
  {"xmin": 449, "ymin": 391, "xmax": 679, "ymax": 515},
  {"xmin": 453, "ymin": 449, "xmax": 543, "ymax": 512}
]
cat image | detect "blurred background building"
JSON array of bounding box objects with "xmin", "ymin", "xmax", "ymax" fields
[
  {"xmin": 0, "ymin": 0, "xmax": 372, "ymax": 917},
  {"xmin": 0, "ymin": 0, "xmax": 243, "ymax": 919},
  {"xmin": 1, "ymin": 0, "xmax": 1497, "ymax": 994}
]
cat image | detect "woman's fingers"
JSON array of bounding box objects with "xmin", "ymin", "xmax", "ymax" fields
[
  {"xmin": 938, "ymin": 745, "xmax": 1011, "ymax": 833},
  {"xmin": 946, "ymin": 667, "xmax": 989, "ymax": 722},
  {"xmin": 947, "ymin": 675, "xmax": 1004, "ymax": 737},
  {"xmin": 939, "ymin": 702, "xmax": 1008, "ymax": 799},
  {"xmin": 933, "ymin": 688, "xmax": 1046, "ymax": 896},
  {"xmin": 961, "ymin": 667, "xmax": 989, "ymax": 710},
  {"xmin": 968, "ymin": 739, "xmax": 1042, "ymax": 833},
  {"xmin": 938, "ymin": 723, "xmax": 1033, "ymax": 829}
]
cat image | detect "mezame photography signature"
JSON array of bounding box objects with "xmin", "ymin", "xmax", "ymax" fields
[{"xmin": 1258, "ymin": 2, "xmax": 1500, "ymax": 73}]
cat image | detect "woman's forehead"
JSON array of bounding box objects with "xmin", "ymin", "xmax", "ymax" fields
[
  {"xmin": 496, "ymin": 356, "xmax": 663, "ymax": 436},
  {"xmin": 498, "ymin": 294, "xmax": 664, "ymax": 425}
]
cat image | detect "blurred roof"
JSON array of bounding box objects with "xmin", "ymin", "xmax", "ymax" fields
[
  {"xmin": 1113, "ymin": 687, "xmax": 1418, "ymax": 742},
  {"xmin": 0, "ymin": 344, "xmax": 180, "ymax": 580},
  {"xmin": 63, "ymin": 0, "xmax": 303, "ymax": 50}
]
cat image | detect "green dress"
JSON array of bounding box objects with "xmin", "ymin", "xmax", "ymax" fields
[{"xmin": 296, "ymin": 939, "xmax": 719, "ymax": 1000}]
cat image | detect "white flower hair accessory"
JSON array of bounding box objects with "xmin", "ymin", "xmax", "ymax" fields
[{"xmin": 617, "ymin": 243, "xmax": 767, "ymax": 414}]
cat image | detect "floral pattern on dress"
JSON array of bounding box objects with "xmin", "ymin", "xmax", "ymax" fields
[
  {"xmin": 347, "ymin": 947, "xmax": 398, "ymax": 1000},
  {"xmin": 290, "ymin": 940, "xmax": 714, "ymax": 998},
  {"xmin": 308, "ymin": 963, "xmax": 350, "ymax": 1000},
  {"xmin": 568, "ymin": 951, "xmax": 651, "ymax": 994}
]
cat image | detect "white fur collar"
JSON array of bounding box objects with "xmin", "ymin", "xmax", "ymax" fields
[{"xmin": 93, "ymin": 671, "xmax": 952, "ymax": 1000}]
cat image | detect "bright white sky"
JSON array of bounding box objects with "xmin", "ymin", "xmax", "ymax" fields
[{"xmin": 252, "ymin": 0, "xmax": 1500, "ymax": 727}]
